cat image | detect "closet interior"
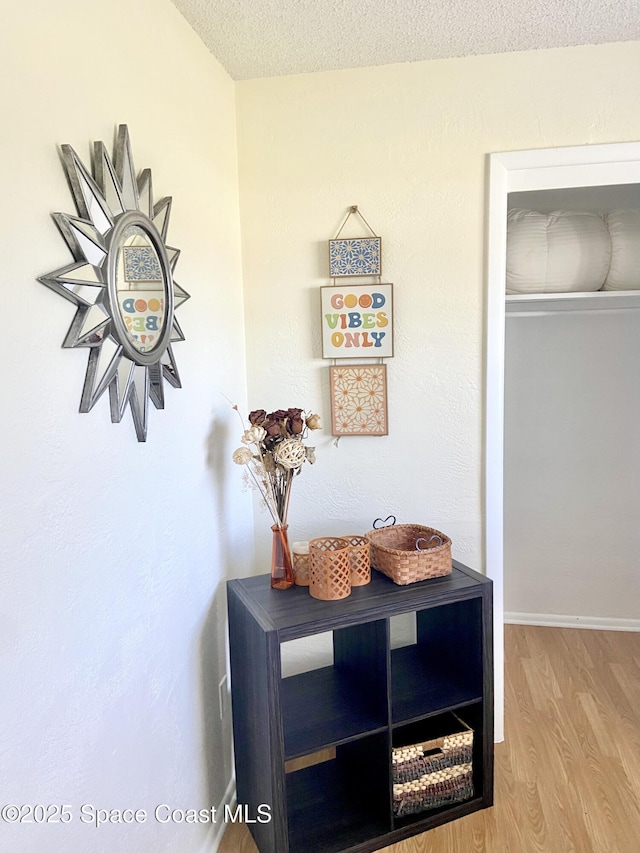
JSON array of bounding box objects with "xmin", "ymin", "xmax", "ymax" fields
[{"xmin": 503, "ymin": 183, "xmax": 640, "ymax": 624}]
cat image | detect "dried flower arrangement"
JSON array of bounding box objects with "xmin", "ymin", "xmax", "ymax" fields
[
  {"xmin": 232, "ymin": 406, "xmax": 321, "ymax": 589},
  {"xmin": 232, "ymin": 407, "xmax": 321, "ymax": 528}
]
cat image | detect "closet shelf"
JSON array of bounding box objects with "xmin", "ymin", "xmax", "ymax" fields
[{"xmin": 506, "ymin": 290, "xmax": 640, "ymax": 315}]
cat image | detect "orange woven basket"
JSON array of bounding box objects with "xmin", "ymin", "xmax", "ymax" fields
[
  {"xmin": 309, "ymin": 537, "xmax": 352, "ymax": 600},
  {"xmin": 365, "ymin": 524, "xmax": 452, "ymax": 585},
  {"xmin": 341, "ymin": 535, "xmax": 371, "ymax": 586}
]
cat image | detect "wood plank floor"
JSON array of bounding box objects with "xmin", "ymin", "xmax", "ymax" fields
[{"xmin": 218, "ymin": 625, "xmax": 640, "ymax": 853}]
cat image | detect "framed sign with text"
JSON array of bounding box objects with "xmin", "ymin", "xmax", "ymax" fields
[{"xmin": 320, "ymin": 283, "xmax": 393, "ymax": 359}]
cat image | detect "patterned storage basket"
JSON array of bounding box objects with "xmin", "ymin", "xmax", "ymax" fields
[
  {"xmin": 309, "ymin": 537, "xmax": 352, "ymax": 600},
  {"xmin": 341, "ymin": 535, "xmax": 371, "ymax": 586},
  {"xmin": 392, "ymin": 715, "xmax": 474, "ymax": 817},
  {"xmin": 365, "ymin": 524, "xmax": 452, "ymax": 585}
]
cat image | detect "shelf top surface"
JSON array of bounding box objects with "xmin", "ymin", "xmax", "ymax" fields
[{"xmin": 227, "ymin": 561, "xmax": 490, "ymax": 639}]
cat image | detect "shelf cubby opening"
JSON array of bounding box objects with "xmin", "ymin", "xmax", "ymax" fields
[
  {"xmin": 286, "ymin": 735, "xmax": 391, "ymax": 853},
  {"xmin": 391, "ymin": 704, "xmax": 488, "ymax": 807},
  {"xmin": 281, "ymin": 665, "xmax": 388, "ymax": 758},
  {"xmin": 281, "ymin": 619, "xmax": 389, "ymax": 759},
  {"xmin": 391, "ymin": 598, "xmax": 483, "ymax": 724},
  {"xmin": 391, "ymin": 711, "xmax": 479, "ymax": 831},
  {"xmin": 281, "ymin": 631, "xmax": 334, "ymax": 678}
]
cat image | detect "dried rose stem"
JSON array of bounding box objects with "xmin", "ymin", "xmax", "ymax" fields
[
  {"xmin": 245, "ymin": 460, "xmax": 281, "ymax": 525},
  {"xmin": 281, "ymin": 469, "xmax": 294, "ymax": 524}
]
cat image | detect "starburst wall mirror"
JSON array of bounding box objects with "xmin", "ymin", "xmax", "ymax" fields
[{"xmin": 38, "ymin": 125, "xmax": 189, "ymax": 441}]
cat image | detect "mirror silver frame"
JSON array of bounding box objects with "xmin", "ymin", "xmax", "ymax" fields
[{"xmin": 38, "ymin": 125, "xmax": 190, "ymax": 441}]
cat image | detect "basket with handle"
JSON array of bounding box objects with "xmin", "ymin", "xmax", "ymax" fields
[
  {"xmin": 392, "ymin": 713, "xmax": 474, "ymax": 816},
  {"xmin": 365, "ymin": 521, "xmax": 452, "ymax": 585}
]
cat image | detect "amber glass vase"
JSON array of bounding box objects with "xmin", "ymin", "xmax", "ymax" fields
[{"xmin": 271, "ymin": 524, "xmax": 295, "ymax": 590}]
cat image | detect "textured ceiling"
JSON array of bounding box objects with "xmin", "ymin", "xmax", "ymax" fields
[{"xmin": 170, "ymin": 0, "xmax": 640, "ymax": 80}]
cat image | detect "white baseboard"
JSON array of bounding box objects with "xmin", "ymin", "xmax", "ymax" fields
[
  {"xmin": 505, "ymin": 611, "xmax": 640, "ymax": 632},
  {"xmin": 197, "ymin": 777, "xmax": 236, "ymax": 853}
]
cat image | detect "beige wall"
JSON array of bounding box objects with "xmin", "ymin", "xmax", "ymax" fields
[
  {"xmin": 0, "ymin": 2, "xmax": 251, "ymax": 851},
  {"xmin": 236, "ymin": 41, "xmax": 640, "ymax": 580}
]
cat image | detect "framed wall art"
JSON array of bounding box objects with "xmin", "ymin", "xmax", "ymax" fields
[
  {"xmin": 329, "ymin": 236, "xmax": 381, "ymax": 277},
  {"xmin": 37, "ymin": 124, "xmax": 190, "ymax": 442},
  {"xmin": 321, "ymin": 283, "xmax": 393, "ymax": 359},
  {"xmin": 330, "ymin": 364, "xmax": 388, "ymax": 436}
]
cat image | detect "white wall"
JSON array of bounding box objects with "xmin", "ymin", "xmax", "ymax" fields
[
  {"xmin": 236, "ymin": 41, "xmax": 640, "ymax": 567},
  {"xmin": 236, "ymin": 60, "xmax": 489, "ymax": 565},
  {"xmin": 235, "ymin": 42, "xmax": 640, "ymax": 726},
  {"xmin": 505, "ymin": 308, "xmax": 640, "ymax": 622},
  {"xmin": 0, "ymin": 2, "xmax": 252, "ymax": 851}
]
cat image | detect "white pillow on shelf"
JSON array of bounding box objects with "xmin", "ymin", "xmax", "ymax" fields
[
  {"xmin": 506, "ymin": 209, "xmax": 611, "ymax": 294},
  {"xmin": 603, "ymin": 209, "xmax": 640, "ymax": 290}
]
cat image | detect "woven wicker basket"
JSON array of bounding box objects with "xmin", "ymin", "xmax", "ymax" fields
[
  {"xmin": 392, "ymin": 714, "xmax": 474, "ymax": 817},
  {"xmin": 392, "ymin": 763, "xmax": 473, "ymax": 816},
  {"xmin": 341, "ymin": 535, "xmax": 371, "ymax": 586},
  {"xmin": 309, "ymin": 537, "xmax": 352, "ymax": 600},
  {"xmin": 365, "ymin": 524, "xmax": 452, "ymax": 585}
]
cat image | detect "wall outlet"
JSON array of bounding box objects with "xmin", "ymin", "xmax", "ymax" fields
[{"xmin": 218, "ymin": 674, "xmax": 230, "ymax": 720}]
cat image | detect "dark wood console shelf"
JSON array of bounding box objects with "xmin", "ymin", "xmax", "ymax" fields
[{"xmin": 227, "ymin": 561, "xmax": 493, "ymax": 853}]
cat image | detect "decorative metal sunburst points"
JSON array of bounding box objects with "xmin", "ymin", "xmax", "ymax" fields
[{"xmin": 38, "ymin": 124, "xmax": 189, "ymax": 441}]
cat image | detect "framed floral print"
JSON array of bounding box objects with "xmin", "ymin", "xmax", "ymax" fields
[
  {"xmin": 329, "ymin": 237, "xmax": 381, "ymax": 277},
  {"xmin": 330, "ymin": 364, "xmax": 388, "ymax": 436}
]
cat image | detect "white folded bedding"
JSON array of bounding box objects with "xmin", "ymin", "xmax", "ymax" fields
[{"xmin": 506, "ymin": 209, "xmax": 612, "ymax": 294}]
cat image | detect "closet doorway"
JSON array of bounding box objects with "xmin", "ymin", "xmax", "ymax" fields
[{"xmin": 485, "ymin": 141, "xmax": 640, "ymax": 742}]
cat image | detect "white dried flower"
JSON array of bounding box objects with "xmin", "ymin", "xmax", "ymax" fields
[
  {"xmin": 305, "ymin": 446, "xmax": 316, "ymax": 464},
  {"xmin": 305, "ymin": 413, "xmax": 321, "ymax": 430},
  {"xmin": 232, "ymin": 447, "xmax": 253, "ymax": 465},
  {"xmin": 241, "ymin": 425, "xmax": 266, "ymax": 445},
  {"xmin": 274, "ymin": 438, "xmax": 307, "ymax": 470}
]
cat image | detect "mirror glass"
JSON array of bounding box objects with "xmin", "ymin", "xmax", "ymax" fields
[{"xmin": 115, "ymin": 224, "xmax": 167, "ymax": 354}]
